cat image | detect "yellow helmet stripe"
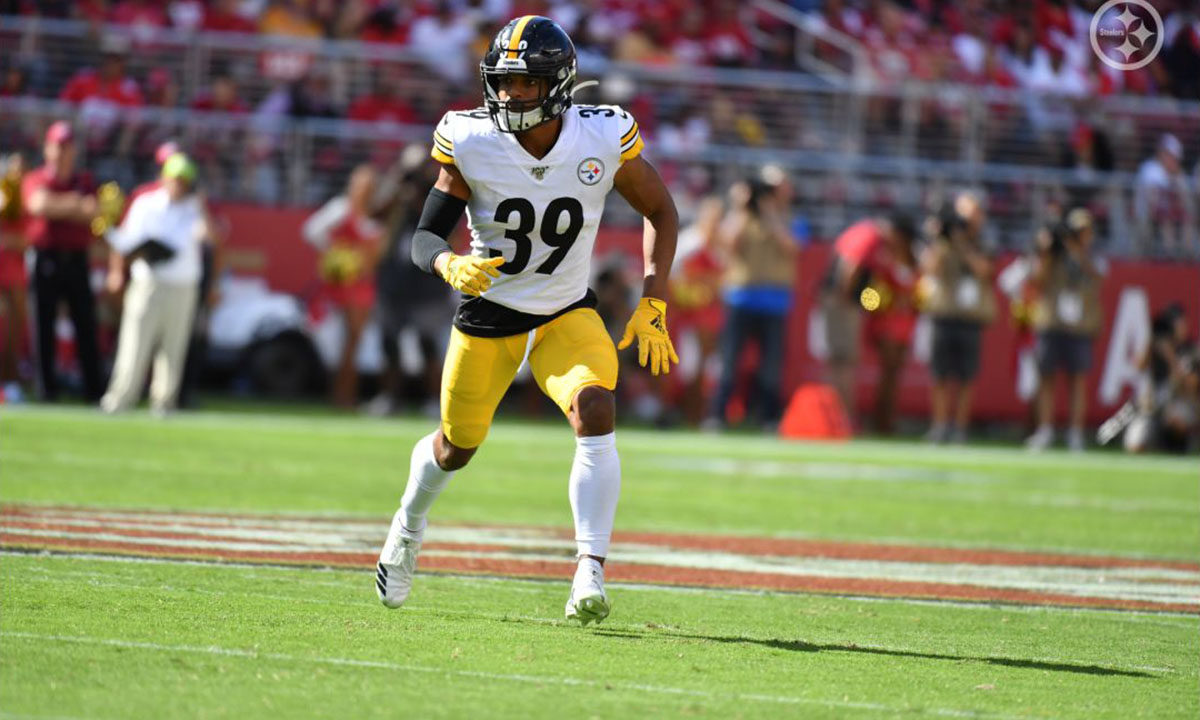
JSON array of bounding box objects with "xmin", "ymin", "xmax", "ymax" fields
[{"xmin": 507, "ymin": 15, "xmax": 535, "ymax": 59}]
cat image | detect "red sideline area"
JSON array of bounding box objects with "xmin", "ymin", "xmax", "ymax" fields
[
  {"xmin": 212, "ymin": 204, "xmax": 1200, "ymax": 425},
  {"xmin": 4, "ymin": 505, "xmax": 1197, "ymax": 614},
  {"xmin": 3, "ymin": 532, "xmax": 1194, "ymax": 615}
]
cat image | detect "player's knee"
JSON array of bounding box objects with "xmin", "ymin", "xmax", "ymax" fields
[
  {"xmin": 572, "ymin": 386, "xmax": 615, "ymax": 436},
  {"xmin": 434, "ymin": 431, "xmax": 477, "ymax": 471}
]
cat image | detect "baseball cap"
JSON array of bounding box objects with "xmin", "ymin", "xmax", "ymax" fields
[
  {"xmin": 155, "ymin": 141, "xmax": 181, "ymax": 166},
  {"xmin": 1159, "ymin": 134, "xmax": 1183, "ymax": 159},
  {"xmin": 45, "ymin": 121, "xmax": 74, "ymax": 145},
  {"xmin": 161, "ymin": 153, "xmax": 197, "ymax": 183}
]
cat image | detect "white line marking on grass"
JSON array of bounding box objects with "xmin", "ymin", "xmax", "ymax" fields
[
  {"xmin": 0, "ymin": 713, "xmax": 100, "ymax": 720},
  {"xmin": 0, "ymin": 631, "xmax": 1039, "ymax": 719},
  {"xmin": 11, "ymin": 522, "xmax": 1197, "ymax": 607},
  {"xmin": 7, "ymin": 549, "xmax": 1200, "ymax": 621}
]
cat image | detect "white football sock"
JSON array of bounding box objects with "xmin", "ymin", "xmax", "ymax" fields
[
  {"xmin": 397, "ymin": 430, "xmax": 454, "ymax": 540},
  {"xmin": 568, "ymin": 432, "xmax": 621, "ymax": 558}
]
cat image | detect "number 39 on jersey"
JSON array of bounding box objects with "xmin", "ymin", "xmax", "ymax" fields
[{"xmin": 431, "ymin": 103, "xmax": 644, "ymax": 316}]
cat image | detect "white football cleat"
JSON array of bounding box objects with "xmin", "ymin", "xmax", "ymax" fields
[
  {"xmin": 376, "ymin": 512, "xmax": 422, "ymax": 609},
  {"xmin": 565, "ymin": 557, "xmax": 610, "ymax": 626}
]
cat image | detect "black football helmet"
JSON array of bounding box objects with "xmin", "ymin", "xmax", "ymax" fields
[{"xmin": 480, "ymin": 16, "xmax": 577, "ymax": 133}]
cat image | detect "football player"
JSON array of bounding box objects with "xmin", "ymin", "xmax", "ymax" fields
[{"xmin": 376, "ymin": 16, "xmax": 679, "ymax": 625}]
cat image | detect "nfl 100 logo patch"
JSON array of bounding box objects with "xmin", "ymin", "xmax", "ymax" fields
[{"xmin": 577, "ymin": 157, "xmax": 604, "ymax": 185}]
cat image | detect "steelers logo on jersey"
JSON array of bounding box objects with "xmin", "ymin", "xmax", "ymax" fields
[{"xmin": 577, "ymin": 157, "xmax": 605, "ymax": 186}]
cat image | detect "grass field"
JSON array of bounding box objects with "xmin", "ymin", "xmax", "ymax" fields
[{"xmin": 1, "ymin": 404, "xmax": 1197, "ymax": 719}]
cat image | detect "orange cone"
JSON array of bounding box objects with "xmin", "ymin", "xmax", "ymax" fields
[{"xmin": 779, "ymin": 383, "xmax": 852, "ymax": 440}]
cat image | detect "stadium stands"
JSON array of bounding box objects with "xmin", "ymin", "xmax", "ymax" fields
[{"xmin": 1, "ymin": 3, "xmax": 1198, "ymax": 255}]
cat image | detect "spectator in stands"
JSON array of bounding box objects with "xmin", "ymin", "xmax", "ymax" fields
[
  {"xmin": 1134, "ymin": 134, "xmax": 1196, "ymax": 258},
  {"xmin": 1126, "ymin": 303, "xmax": 1200, "ymax": 454},
  {"xmin": 21, "ymin": 121, "xmax": 104, "ymax": 402},
  {"xmin": 358, "ymin": 3, "xmax": 413, "ymax": 45},
  {"xmin": 259, "ymin": 0, "xmax": 324, "ymax": 39},
  {"xmin": 59, "ymin": 38, "xmax": 144, "ymax": 187},
  {"xmin": 410, "ymin": 1, "xmax": 478, "ymax": 83},
  {"xmin": 706, "ymin": 166, "xmax": 797, "ymax": 430},
  {"xmin": 821, "ymin": 211, "xmax": 917, "ymax": 431},
  {"xmin": 347, "ymin": 67, "xmax": 417, "ymax": 126},
  {"xmin": 109, "ymin": 0, "xmax": 169, "ymax": 44},
  {"xmin": 1, "ymin": 62, "xmax": 30, "ymax": 98},
  {"xmin": 0, "ymin": 153, "xmax": 29, "ymax": 397},
  {"xmin": 202, "ymin": 0, "xmax": 258, "ymax": 34},
  {"xmin": 921, "ymin": 193, "xmax": 995, "ymax": 444},
  {"xmin": 303, "ymin": 165, "xmax": 384, "ymax": 409},
  {"xmin": 1025, "ymin": 209, "xmax": 1107, "ymax": 452},
  {"xmin": 190, "ymin": 69, "xmax": 249, "ymax": 197},
  {"xmin": 364, "ymin": 145, "xmax": 452, "ymax": 417},
  {"xmin": 167, "ymin": 1, "xmax": 206, "ymax": 32},
  {"xmin": 1161, "ymin": 3, "xmax": 1200, "ymax": 100},
  {"xmin": 102, "ymin": 154, "xmax": 215, "ymax": 414}
]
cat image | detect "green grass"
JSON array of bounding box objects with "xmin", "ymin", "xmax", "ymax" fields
[{"xmin": 1, "ymin": 405, "xmax": 1198, "ymax": 718}]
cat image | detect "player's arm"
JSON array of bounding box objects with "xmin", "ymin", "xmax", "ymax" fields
[
  {"xmin": 410, "ymin": 164, "xmax": 503, "ymax": 296},
  {"xmin": 613, "ymin": 154, "xmax": 679, "ymax": 375}
]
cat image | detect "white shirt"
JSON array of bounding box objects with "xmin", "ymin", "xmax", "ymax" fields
[{"xmin": 112, "ymin": 186, "xmax": 207, "ymax": 285}]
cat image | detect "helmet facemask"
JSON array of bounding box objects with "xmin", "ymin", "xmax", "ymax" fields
[{"xmin": 481, "ymin": 59, "xmax": 576, "ymax": 133}]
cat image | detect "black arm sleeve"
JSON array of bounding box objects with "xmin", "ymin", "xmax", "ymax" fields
[{"xmin": 411, "ymin": 188, "xmax": 468, "ymax": 275}]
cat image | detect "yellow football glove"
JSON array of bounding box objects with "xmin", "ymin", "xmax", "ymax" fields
[
  {"xmin": 618, "ymin": 297, "xmax": 679, "ymax": 376},
  {"xmin": 439, "ymin": 254, "xmax": 505, "ymax": 296}
]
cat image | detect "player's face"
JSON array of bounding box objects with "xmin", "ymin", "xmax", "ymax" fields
[{"xmin": 497, "ymin": 75, "xmax": 546, "ymax": 105}]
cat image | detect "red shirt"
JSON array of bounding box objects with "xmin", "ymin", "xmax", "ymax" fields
[
  {"xmin": 59, "ymin": 70, "xmax": 144, "ymax": 106},
  {"xmin": 203, "ymin": 10, "xmax": 258, "ymax": 34},
  {"xmin": 347, "ymin": 94, "xmax": 418, "ymax": 125},
  {"xmin": 109, "ymin": 2, "xmax": 168, "ymax": 28},
  {"xmin": 190, "ymin": 95, "xmax": 250, "ymax": 114},
  {"xmin": 20, "ymin": 167, "xmax": 96, "ymax": 251}
]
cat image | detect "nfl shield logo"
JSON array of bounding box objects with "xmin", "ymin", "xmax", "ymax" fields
[
  {"xmin": 577, "ymin": 157, "xmax": 604, "ymax": 186},
  {"xmin": 530, "ymin": 166, "xmax": 548, "ymax": 180}
]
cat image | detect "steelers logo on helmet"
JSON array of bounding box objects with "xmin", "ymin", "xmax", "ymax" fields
[
  {"xmin": 577, "ymin": 157, "xmax": 605, "ymax": 186},
  {"xmin": 480, "ymin": 16, "xmax": 577, "ymax": 134}
]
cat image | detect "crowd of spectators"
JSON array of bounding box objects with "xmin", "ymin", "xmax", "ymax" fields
[
  {"xmin": 0, "ymin": 1, "xmax": 1196, "ymax": 255},
  {"xmin": 815, "ymin": 0, "xmax": 1200, "ymax": 99},
  {"xmin": 3, "ymin": 1, "xmax": 1199, "ymax": 98}
]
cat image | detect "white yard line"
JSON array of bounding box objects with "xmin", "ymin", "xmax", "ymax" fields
[
  {"xmin": 6, "ymin": 511, "xmax": 1198, "ymax": 608},
  {"xmin": 7, "ymin": 550, "xmax": 1199, "ymax": 621},
  {"xmin": 7, "ymin": 501, "xmax": 1194, "ymax": 565},
  {"xmin": 0, "ymin": 630, "xmax": 1096, "ymax": 718}
]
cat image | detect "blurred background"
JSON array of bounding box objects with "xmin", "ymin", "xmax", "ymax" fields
[{"xmin": 0, "ymin": 0, "xmax": 1197, "ymax": 453}]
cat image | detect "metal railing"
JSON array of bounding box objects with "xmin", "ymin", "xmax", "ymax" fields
[{"xmin": 741, "ymin": 0, "xmax": 866, "ymax": 78}]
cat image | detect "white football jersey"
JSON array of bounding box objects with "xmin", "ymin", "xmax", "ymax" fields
[{"xmin": 431, "ymin": 104, "xmax": 644, "ymax": 315}]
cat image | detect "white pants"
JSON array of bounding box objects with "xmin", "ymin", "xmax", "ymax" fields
[{"xmin": 101, "ymin": 274, "xmax": 198, "ymax": 413}]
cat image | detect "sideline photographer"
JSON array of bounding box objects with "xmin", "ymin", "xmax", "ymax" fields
[
  {"xmin": 1026, "ymin": 209, "xmax": 1107, "ymax": 452},
  {"xmin": 920, "ymin": 193, "xmax": 995, "ymax": 444},
  {"xmin": 1126, "ymin": 304, "xmax": 1199, "ymax": 454}
]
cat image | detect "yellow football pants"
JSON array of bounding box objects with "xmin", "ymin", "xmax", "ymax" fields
[{"xmin": 440, "ymin": 308, "xmax": 618, "ymax": 448}]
